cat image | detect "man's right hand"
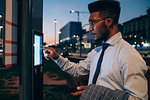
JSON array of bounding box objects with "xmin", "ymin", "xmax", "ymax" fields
[{"xmin": 40, "ymin": 47, "xmax": 59, "ymax": 60}]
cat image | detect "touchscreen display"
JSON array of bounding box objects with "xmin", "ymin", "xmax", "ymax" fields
[{"xmin": 34, "ymin": 34, "xmax": 43, "ymax": 66}]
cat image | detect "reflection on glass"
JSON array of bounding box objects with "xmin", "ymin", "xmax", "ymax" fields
[{"xmin": 0, "ymin": 0, "xmax": 4, "ymax": 66}]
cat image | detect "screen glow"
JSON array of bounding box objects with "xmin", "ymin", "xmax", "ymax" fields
[{"xmin": 34, "ymin": 34, "xmax": 42, "ymax": 66}]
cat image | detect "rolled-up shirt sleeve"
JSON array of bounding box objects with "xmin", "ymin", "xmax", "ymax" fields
[
  {"xmin": 121, "ymin": 50, "xmax": 148, "ymax": 100},
  {"xmin": 54, "ymin": 50, "xmax": 94, "ymax": 78}
]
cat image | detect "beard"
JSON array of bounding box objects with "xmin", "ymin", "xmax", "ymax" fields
[
  {"xmin": 97, "ymin": 23, "xmax": 110, "ymax": 41},
  {"xmin": 100, "ymin": 30, "xmax": 110, "ymax": 41}
]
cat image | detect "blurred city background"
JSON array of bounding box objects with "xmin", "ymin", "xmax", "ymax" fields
[{"xmin": 0, "ymin": 0, "xmax": 150, "ymax": 100}]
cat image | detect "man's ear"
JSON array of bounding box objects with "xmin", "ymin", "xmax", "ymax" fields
[{"xmin": 105, "ymin": 18, "xmax": 113, "ymax": 27}]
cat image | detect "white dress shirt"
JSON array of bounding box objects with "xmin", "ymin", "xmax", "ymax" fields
[{"xmin": 54, "ymin": 32, "xmax": 148, "ymax": 100}]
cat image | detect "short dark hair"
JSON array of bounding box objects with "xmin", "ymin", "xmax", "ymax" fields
[{"xmin": 88, "ymin": 0, "xmax": 121, "ymax": 24}]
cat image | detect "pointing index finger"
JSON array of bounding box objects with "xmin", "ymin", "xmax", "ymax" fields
[
  {"xmin": 40, "ymin": 46, "xmax": 53, "ymax": 50},
  {"xmin": 40, "ymin": 47, "xmax": 47, "ymax": 49}
]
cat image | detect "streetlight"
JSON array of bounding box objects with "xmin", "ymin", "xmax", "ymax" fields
[
  {"xmin": 0, "ymin": 14, "xmax": 2, "ymax": 19},
  {"xmin": 0, "ymin": 14, "xmax": 2, "ymax": 26},
  {"xmin": 58, "ymin": 31, "xmax": 61, "ymax": 34},
  {"xmin": 70, "ymin": 10, "xmax": 89, "ymax": 22},
  {"xmin": 54, "ymin": 19, "xmax": 57, "ymax": 45},
  {"xmin": 70, "ymin": 10, "xmax": 79, "ymax": 21},
  {"xmin": 0, "ymin": 14, "xmax": 3, "ymax": 39}
]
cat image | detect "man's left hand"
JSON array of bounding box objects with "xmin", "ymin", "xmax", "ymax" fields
[{"xmin": 71, "ymin": 86, "xmax": 87, "ymax": 96}]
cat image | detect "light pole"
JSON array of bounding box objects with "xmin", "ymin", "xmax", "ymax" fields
[
  {"xmin": 70, "ymin": 10, "xmax": 88, "ymax": 22},
  {"xmin": 70, "ymin": 10, "xmax": 79, "ymax": 21},
  {"xmin": 54, "ymin": 19, "xmax": 57, "ymax": 45}
]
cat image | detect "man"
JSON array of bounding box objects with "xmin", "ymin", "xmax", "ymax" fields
[{"xmin": 42, "ymin": 0, "xmax": 148, "ymax": 99}]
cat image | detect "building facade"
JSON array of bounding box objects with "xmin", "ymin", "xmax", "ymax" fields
[
  {"xmin": 0, "ymin": 0, "xmax": 5, "ymax": 66},
  {"xmin": 123, "ymin": 8, "xmax": 150, "ymax": 49},
  {"xmin": 0, "ymin": 0, "xmax": 43, "ymax": 68},
  {"xmin": 0, "ymin": 0, "xmax": 18, "ymax": 67},
  {"xmin": 59, "ymin": 21, "xmax": 82, "ymax": 53}
]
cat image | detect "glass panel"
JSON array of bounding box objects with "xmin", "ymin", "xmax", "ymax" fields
[{"xmin": 0, "ymin": 0, "xmax": 4, "ymax": 66}]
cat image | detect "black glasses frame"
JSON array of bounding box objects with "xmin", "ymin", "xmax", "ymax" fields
[{"xmin": 89, "ymin": 17, "xmax": 110, "ymax": 30}]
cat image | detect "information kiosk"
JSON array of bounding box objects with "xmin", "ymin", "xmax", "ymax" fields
[{"xmin": 33, "ymin": 31, "xmax": 43, "ymax": 100}]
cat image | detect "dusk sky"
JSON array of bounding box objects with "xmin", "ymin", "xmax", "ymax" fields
[{"xmin": 43, "ymin": 0, "xmax": 150, "ymax": 44}]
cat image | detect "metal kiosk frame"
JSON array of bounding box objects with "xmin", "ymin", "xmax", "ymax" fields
[{"xmin": 33, "ymin": 30, "xmax": 43, "ymax": 100}]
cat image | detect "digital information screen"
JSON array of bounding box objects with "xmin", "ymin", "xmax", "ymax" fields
[{"xmin": 34, "ymin": 34, "xmax": 43, "ymax": 66}]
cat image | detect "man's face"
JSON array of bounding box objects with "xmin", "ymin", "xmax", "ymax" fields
[{"xmin": 89, "ymin": 12, "xmax": 110, "ymax": 41}]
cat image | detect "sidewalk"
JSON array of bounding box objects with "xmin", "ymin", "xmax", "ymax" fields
[
  {"xmin": 0, "ymin": 66, "xmax": 19, "ymax": 100},
  {"xmin": 0, "ymin": 59, "xmax": 79, "ymax": 100}
]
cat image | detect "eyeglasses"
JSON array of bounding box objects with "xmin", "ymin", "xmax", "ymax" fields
[{"xmin": 89, "ymin": 17, "xmax": 109, "ymax": 30}]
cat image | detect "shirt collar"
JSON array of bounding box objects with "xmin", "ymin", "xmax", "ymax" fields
[{"xmin": 105, "ymin": 32, "xmax": 122, "ymax": 46}]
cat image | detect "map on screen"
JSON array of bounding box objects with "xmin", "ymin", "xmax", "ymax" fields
[{"xmin": 34, "ymin": 34, "xmax": 43, "ymax": 66}]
